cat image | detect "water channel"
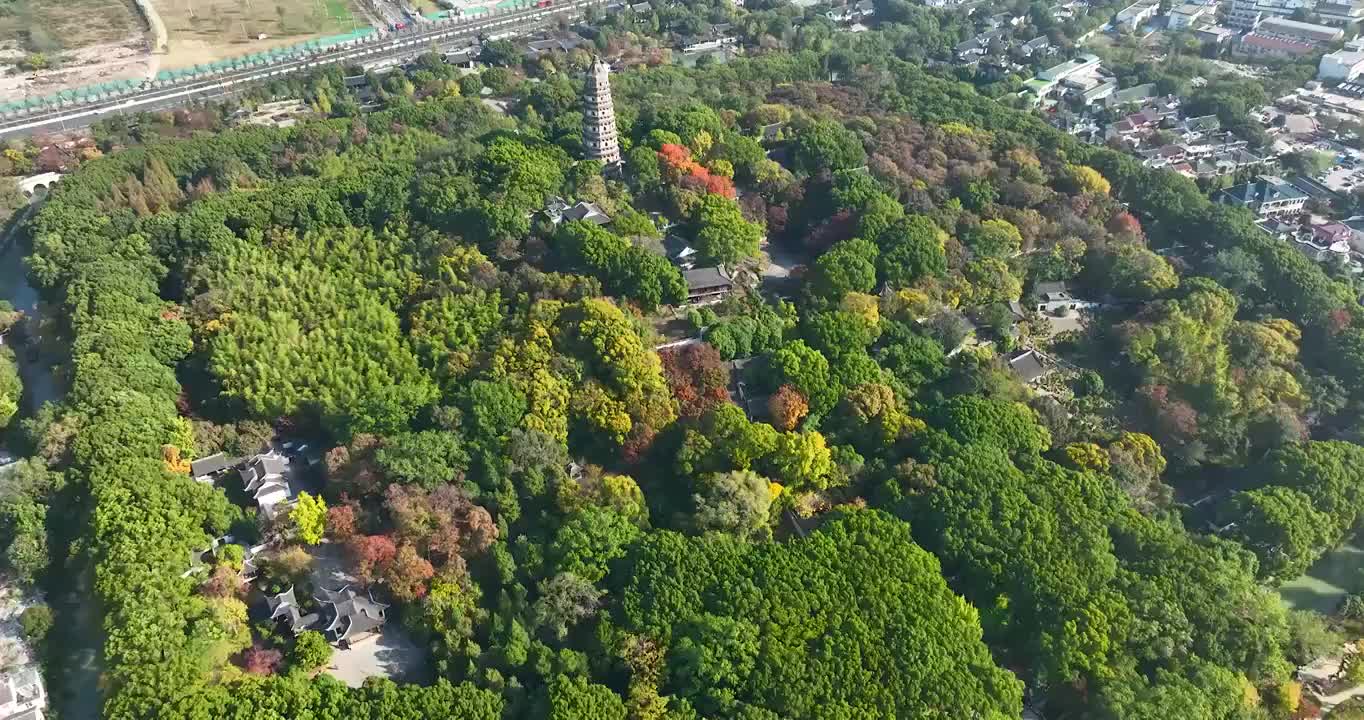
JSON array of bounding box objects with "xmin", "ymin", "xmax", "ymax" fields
[{"xmin": 0, "ymin": 215, "xmax": 102, "ymax": 719}]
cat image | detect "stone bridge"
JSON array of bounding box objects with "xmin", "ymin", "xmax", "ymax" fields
[{"xmin": 18, "ymin": 172, "xmax": 60, "ymax": 199}]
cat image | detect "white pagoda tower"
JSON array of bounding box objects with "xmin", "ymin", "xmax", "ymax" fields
[{"xmin": 582, "ymin": 57, "xmax": 621, "ymax": 166}]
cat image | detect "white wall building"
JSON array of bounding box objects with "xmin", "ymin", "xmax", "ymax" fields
[
  {"xmin": 1168, "ymin": 2, "xmax": 1215, "ymax": 28},
  {"xmin": 0, "ymin": 667, "xmax": 46, "ymax": 720},
  {"xmin": 1038, "ymin": 53, "xmax": 1102, "ymax": 81},
  {"xmin": 1115, "ymin": 0, "xmax": 1161, "ymax": 30},
  {"xmin": 1320, "ymin": 48, "xmax": 1364, "ymax": 80}
]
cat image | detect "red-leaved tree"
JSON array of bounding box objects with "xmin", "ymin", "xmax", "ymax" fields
[
  {"xmin": 660, "ymin": 343, "xmax": 732, "ymax": 420},
  {"xmin": 384, "ymin": 543, "xmax": 435, "ymax": 602},
  {"xmin": 243, "ymin": 646, "xmax": 283, "ymax": 675},
  {"xmin": 348, "ymin": 534, "xmax": 397, "ymax": 586}
]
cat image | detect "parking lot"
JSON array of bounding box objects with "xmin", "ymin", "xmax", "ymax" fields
[{"xmin": 1321, "ymin": 161, "xmax": 1364, "ymax": 193}]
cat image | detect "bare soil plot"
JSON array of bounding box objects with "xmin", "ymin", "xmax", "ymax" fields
[
  {"xmin": 152, "ymin": 0, "xmax": 363, "ymax": 69},
  {"xmin": 0, "ymin": 0, "xmax": 151, "ymax": 103},
  {"xmin": 0, "ymin": 0, "xmax": 144, "ymax": 56}
]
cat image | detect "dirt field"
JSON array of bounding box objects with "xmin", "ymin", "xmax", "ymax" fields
[
  {"xmin": 0, "ymin": 0, "xmax": 144, "ymax": 55},
  {"xmin": 0, "ymin": 0, "xmax": 150, "ymax": 103},
  {"xmin": 153, "ymin": 0, "xmax": 364, "ymax": 69}
]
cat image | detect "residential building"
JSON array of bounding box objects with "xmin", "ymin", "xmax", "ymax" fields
[
  {"xmin": 1320, "ymin": 47, "xmax": 1364, "ymax": 80},
  {"xmin": 582, "ymin": 58, "xmax": 621, "ymax": 165},
  {"xmin": 1225, "ymin": 0, "xmax": 1314, "ymax": 28},
  {"xmin": 1039, "ymin": 53, "xmax": 1102, "ymax": 81},
  {"xmin": 0, "ymin": 667, "xmax": 44, "ymax": 720},
  {"xmin": 267, "ymin": 586, "xmax": 320, "ymax": 635},
  {"xmin": 1176, "ymin": 113, "xmax": 1222, "ymax": 137},
  {"xmin": 1032, "ymin": 280, "xmax": 1099, "ymax": 314},
  {"xmin": 1068, "ymin": 77, "xmax": 1119, "ymax": 104},
  {"xmin": 954, "ymin": 29, "xmax": 1006, "ymax": 60},
  {"xmin": 239, "ymin": 453, "xmax": 295, "ymax": 521},
  {"xmin": 562, "ymin": 201, "xmax": 612, "ymax": 225},
  {"xmin": 1168, "ymin": 3, "xmax": 1214, "ymax": 29},
  {"xmin": 1106, "ymin": 82, "xmax": 1156, "ymax": 107},
  {"xmin": 683, "ymin": 267, "xmax": 735, "ymax": 304},
  {"xmin": 1226, "ymin": 5, "xmax": 1264, "ymax": 28},
  {"xmin": 1314, "ymin": 220, "xmax": 1355, "ymax": 245},
  {"xmin": 317, "ymin": 585, "xmax": 389, "ymax": 645},
  {"xmin": 1195, "ymin": 24, "xmax": 1240, "ymax": 45},
  {"xmin": 1007, "ymin": 349, "xmax": 1051, "ymax": 383},
  {"xmin": 1236, "ymin": 32, "xmax": 1319, "ymax": 59},
  {"xmin": 190, "ymin": 452, "xmax": 237, "ymax": 484},
  {"xmin": 1115, "ymin": 0, "xmax": 1161, "ymax": 30},
  {"xmin": 1019, "ymin": 36, "xmax": 1053, "ymax": 57},
  {"xmin": 1257, "ymin": 16, "xmax": 1346, "ymax": 44},
  {"xmin": 1289, "ymin": 173, "xmax": 1341, "ymax": 201},
  {"xmin": 826, "ymin": 0, "xmax": 874, "ymax": 22},
  {"xmin": 1217, "ymin": 175, "xmax": 1309, "ymax": 216},
  {"xmin": 1317, "ymin": 0, "xmax": 1364, "ymax": 26},
  {"xmin": 524, "ymin": 36, "xmax": 586, "ymax": 60}
]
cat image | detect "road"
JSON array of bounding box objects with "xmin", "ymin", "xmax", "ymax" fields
[{"xmin": 0, "ymin": 0, "xmax": 596, "ymax": 141}]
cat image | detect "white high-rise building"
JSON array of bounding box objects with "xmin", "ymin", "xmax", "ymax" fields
[{"xmin": 582, "ymin": 58, "xmax": 621, "ymax": 166}]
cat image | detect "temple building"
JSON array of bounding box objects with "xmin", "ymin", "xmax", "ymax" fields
[{"xmin": 582, "ymin": 58, "xmax": 621, "ymax": 165}]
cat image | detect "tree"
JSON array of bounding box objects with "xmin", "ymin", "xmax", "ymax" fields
[
  {"xmin": 671, "ymin": 613, "xmax": 761, "ymax": 707},
  {"xmin": 533, "ymin": 572, "xmax": 602, "ymax": 641},
  {"xmin": 349, "ymin": 534, "xmax": 398, "ymax": 586},
  {"xmin": 964, "ymin": 219, "xmax": 1022, "ymax": 259},
  {"xmin": 243, "ymin": 645, "xmax": 283, "ymax": 675},
  {"xmin": 768, "ymin": 385, "xmax": 809, "ymax": 431},
  {"xmin": 467, "ymin": 379, "xmax": 528, "ymax": 439},
  {"xmin": 877, "ymin": 215, "xmax": 947, "ymax": 287},
  {"xmin": 290, "ymin": 492, "xmax": 327, "ymax": 545},
  {"xmin": 550, "ymin": 507, "xmax": 642, "ymax": 582},
  {"xmin": 0, "ymin": 347, "xmax": 19, "ymax": 431},
  {"xmin": 809, "ymin": 238, "xmax": 877, "ymax": 299},
  {"xmin": 374, "ymin": 431, "xmax": 469, "ymax": 489},
  {"xmin": 545, "ymin": 674, "xmax": 627, "ymax": 720},
  {"xmin": 385, "ymin": 484, "xmax": 498, "ymax": 563},
  {"xmin": 930, "ymin": 396, "xmax": 1051, "ymax": 455},
  {"xmin": 690, "ymin": 470, "xmax": 774, "ymax": 541},
  {"xmin": 18, "ymin": 605, "xmax": 51, "ymax": 646},
  {"xmin": 1220, "ymin": 486, "xmax": 1332, "ymax": 581},
  {"xmin": 385, "ymin": 542, "xmax": 436, "ymax": 602},
  {"xmin": 1099, "ymin": 242, "xmax": 1179, "ymax": 300},
  {"xmin": 1283, "ymin": 150, "xmax": 1334, "ymax": 177},
  {"xmin": 766, "ymin": 431, "xmax": 834, "ymax": 492},
  {"xmin": 1063, "ymin": 164, "xmax": 1111, "ymax": 195},
  {"xmin": 962, "ymin": 257, "xmax": 1022, "ymax": 305},
  {"xmin": 802, "ymin": 310, "xmax": 879, "ymax": 362},
  {"xmin": 792, "ymin": 120, "xmax": 866, "ymax": 173},
  {"xmin": 327, "ymin": 503, "xmax": 357, "ymax": 542},
  {"xmin": 661, "ymin": 343, "xmax": 731, "ymax": 420},
  {"xmin": 1107, "ymin": 432, "xmax": 1170, "ymax": 512},
  {"xmin": 618, "ymin": 512, "xmax": 1023, "ymax": 718},
  {"xmin": 693, "ymin": 194, "xmax": 763, "ymax": 265},
  {"xmin": 1285, "ymin": 609, "xmax": 1341, "ymax": 666},
  {"xmin": 769, "ymin": 341, "xmax": 837, "ymax": 417},
  {"xmin": 290, "ymin": 631, "xmax": 332, "ymax": 672}
]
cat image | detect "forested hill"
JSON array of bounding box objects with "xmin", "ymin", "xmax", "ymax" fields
[{"xmin": 9, "ymin": 25, "xmax": 1364, "ymax": 720}]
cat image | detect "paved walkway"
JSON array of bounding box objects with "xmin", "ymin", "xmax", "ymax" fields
[
  {"xmin": 1301, "ymin": 643, "xmax": 1364, "ymax": 712},
  {"xmin": 324, "ymin": 626, "xmax": 429, "ymax": 687}
]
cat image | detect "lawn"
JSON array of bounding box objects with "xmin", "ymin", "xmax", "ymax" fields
[{"xmin": 1279, "ymin": 540, "xmax": 1364, "ymax": 615}]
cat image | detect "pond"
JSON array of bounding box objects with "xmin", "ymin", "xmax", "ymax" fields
[{"xmin": 1279, "ymin": 541, "xmax": 1364, "ymax": 615}]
